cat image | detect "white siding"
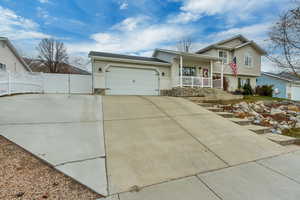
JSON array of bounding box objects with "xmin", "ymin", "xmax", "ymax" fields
[{"xmin": 0, "ymin": 41, "xmax": 28, "ymax": 72}]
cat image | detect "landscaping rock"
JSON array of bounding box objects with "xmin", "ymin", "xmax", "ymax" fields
[{"xmin": 270, "ymin": 108, "xmax": 284, "ymax": 115}]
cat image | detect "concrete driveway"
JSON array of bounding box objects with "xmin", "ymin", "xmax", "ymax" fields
[
  {"xmin": 0, "ymin": 94, "xmax": 107, "ymax": 196},
  {"xmin": 103, "ymin": 96, "xmax": 286, "ymax": 195},
  {"xmin": 1, "ymin": 94, "xmax": 299, "ymax": 200}
]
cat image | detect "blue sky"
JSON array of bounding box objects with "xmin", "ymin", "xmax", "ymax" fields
[{"xmin": 0, "ymin": 0, "xmax": 294, "ymax": 70}]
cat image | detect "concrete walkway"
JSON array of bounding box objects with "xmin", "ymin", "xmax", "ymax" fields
[
  {"xmin": 0, "ymin": 94, "xmax": 108, "ymax": 196},
  {"xmin": 103, "ymin": 96, "xmax": 286, "ymax": 195}
]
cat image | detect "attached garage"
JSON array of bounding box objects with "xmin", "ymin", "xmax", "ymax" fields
[
  {"xmin": 89, "ymin": 51, "xmax": 171, "ymax": 96},
  {"xmin": 106, "ymin": 66, "xmax": 159, "ymax": 95}
]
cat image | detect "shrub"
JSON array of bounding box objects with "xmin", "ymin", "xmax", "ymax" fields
[
  {"xmin": 255, "ymin": 85, "xmax": 273, "ymax": 97},
  {"xmin": 243, "ymin": 83, "xmax": 254, "ymax": 95},
  {"xmin": 233, "ymin": 88, "xmax": 243, "ymax": 95}
]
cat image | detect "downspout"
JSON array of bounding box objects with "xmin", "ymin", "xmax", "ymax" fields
[
  {"xmin": 221, "ymin": 61, "xmax": 224, "ymax": 89},
  {"xmin": 210, "ymin": 60, "xmax": 213, "ymax": 88},
  {"xmin": 180, "ymin": 56, "xmax": 183, "ymax": 87},
  {"xmin": 91, "ymin": 57, "xmax": 95, "ymax": 94}
]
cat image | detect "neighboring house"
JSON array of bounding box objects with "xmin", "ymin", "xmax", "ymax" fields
[
  {"xmin": 257, "ymin": 72, "xmax": 300, "ymax": 101},
  {"xmin": 0, "ymin": 37, "xmax": 31, "ymax": 72},
  {"xmin": 23, "ymin": 58, "xmax": 91, "ymax": 75},
  {"xmin": 89, "ymin": 35, "xmax": 266, "ymax": 95}
]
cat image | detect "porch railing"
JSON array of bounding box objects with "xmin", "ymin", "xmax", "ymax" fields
[
  {"xmin": 178, "ymin": 76, "xmax": 223, "ymax": 88},
  {"xmin": 179, "ymin": 76, "xmax": 212, "ymax": 88},
  {"xmin": 213, "ymin": 78, "xmax": 222, "ymax": 89}
]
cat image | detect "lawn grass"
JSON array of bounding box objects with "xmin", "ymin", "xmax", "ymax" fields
[
  {"xmin": 243, "ymin": 95, "xmax": 287, "ymax": 102},
  {"xmin": 282, "ymin": 128, "xmax": 300, "ymax": 138},
  {"xmin": 211, "ymin": 95, "xmax": 288, "ymax": 105}
]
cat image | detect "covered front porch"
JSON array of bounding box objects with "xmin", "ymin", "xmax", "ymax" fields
[{"xmin": 174, "ymin": 53, "xmax": 224, "ymax": 89}]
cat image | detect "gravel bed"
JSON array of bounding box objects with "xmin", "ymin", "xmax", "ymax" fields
[{"xmin": 0, "ymin": 136, "xmax": 103, "ymax": 200}]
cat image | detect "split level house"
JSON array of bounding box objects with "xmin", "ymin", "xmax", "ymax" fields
[
  {"xmin": 0, "ymin": 37, "xmax": 31, "ymax": 72},
  {"xmin": 90, "ymin": 34, "xmax": 267, "ymax": 95}
]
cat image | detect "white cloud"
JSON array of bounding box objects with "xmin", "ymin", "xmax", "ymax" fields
[
  {"xmin": 67, "ymin": 17, "xmax": 195, "ymax": 55},
  {"xmin": 169, "ymin": 0, "xmax": 290, "ymax": 24},
  {"xmin": 211, "ymin": 23, "xmax": 271, "ymax": 45},
  {"xmin": 37, "ymin": 0, "xmax": 49, "ymax": 3},
  {"xmin": 37, "ymin": 7, "xmax": 49, "ymax": 19},
  {"xmin": 112, "ymin": 16, "xmax": 148, "ymax": 31},
  {"xmin": 0, "ymin": 6, "xmax": 50, "ymax": 40},
  {"xmin": 119, "ymin": 1, "xmax": 128, "ymax": 10}
]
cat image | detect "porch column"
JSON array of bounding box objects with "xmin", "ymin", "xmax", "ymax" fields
[
  {"xmin": 210, "ymin": 60, "xmax": 213, "ymax": 88},
  {"xmin": 221, "ymin": 61, "xmax": 224, "ymax": 89},
  {"xmin": 180, "ymin": 56, "xmax": 183, "ymax": 87}
]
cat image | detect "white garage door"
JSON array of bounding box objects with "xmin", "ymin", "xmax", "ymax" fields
[
  {"xmin": 106, "ymin": 66, "xmax": 159, "ymax": 95},
  {"xmin": 291, "ymin": 85, "xmax": 300, "ymax": 101}
]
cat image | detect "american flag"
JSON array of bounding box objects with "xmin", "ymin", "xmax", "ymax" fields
[{"xmin": 230, "ymin": 57, "xmax": 238, "ymax": 76}]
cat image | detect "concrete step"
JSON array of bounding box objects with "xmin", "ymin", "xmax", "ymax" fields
[
  {"xmin": 263, "ymin": 133, "xmax": 300, "ymax": 146},
  {"xmin": 207, "ymin": 107, "xmax": 224, "ymax": 112},
  {"xmin": 198, "ymin": 103, "xmax": 214, "ymax": 107},
  {"xmin": 228, "ymin": 118, "xmax": 252, "ymax": 126},
  {"xmin": 244, "ymin": 125, "xmax": 271, "ymax": 134},
  {"xmin": 215, "ymin": 112, "xmax": 235, "ymax": 118}
]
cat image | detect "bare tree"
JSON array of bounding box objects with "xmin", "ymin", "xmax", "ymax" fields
[
  {"xmin": 268, "ymin": 2, "xmax": 300, "ymax": 76},
  {"xmin": 177, "ymin": 37, "xmax": 192, "ymax": 52},
  {"xmin": 37, "ymin": 38, "xmax": 68, "ymax": 73}
]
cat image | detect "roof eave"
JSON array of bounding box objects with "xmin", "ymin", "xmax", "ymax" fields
[
  {"xmin": 90, "ymin": 55, "xmax": 172, "ymax": 66},
  {"xmin": 153, "ymin": 49, "xmax": 220, "ymax": 61}
]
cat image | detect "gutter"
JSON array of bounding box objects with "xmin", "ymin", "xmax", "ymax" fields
[{"xmin": 89, "ymin": 55, "xmax": 172, "ymax": 67}]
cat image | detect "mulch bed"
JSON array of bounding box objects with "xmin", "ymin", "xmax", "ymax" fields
[{"xmin": 0, "ymin": 136, "xmax": 103, "ymax": 200}]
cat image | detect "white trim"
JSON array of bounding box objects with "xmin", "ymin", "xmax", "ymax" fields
[
  {"xmin": 244, "ymin": 52, "xmax": 253, "ymax": 67},
  {"xmin": 91, "ymin": 55, "xmax": 171, "ymax": 66}
]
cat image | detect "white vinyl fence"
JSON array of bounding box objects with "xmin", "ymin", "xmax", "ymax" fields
[
  {"xmin": 0, "ymin": 71, "xmax": 43, "ymax": 96},
  {"xmin": 0, "ymin": 71, "xmax": 92, "ymax": 97},
  {"xmin": 43, "ymin": 73, "xmax": 92, "ymax": 94}
]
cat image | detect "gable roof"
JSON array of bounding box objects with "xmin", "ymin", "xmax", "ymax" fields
[
  {"xmin": 196, "ymin": 34, "xmax": 267, "ymax": 55},
  {"xmin": 89, "ymin": 51, "xmax": 171, "ymax": 66},
  {"xmin": 152, "ymin": 49, "xmax": 221, "ymax": 61},
  {"xmin": 0, "ymin": 37, "xmax": 31, "ymax": 72},
  {"xmin": 262, "ymin": 72, "xmax": 300, "ymax": 82}
]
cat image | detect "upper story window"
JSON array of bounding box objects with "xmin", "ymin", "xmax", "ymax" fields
[
  {"xmin": 244, "ymin": 53, "xmax": 252, "ymax": 67},
  {"xmin": 0, "ymin": 63, "xmax": 6, "ymax": 71},
  {"xmin": 219, "ymin": 50, "xmax": 228, "ymax": 64}
]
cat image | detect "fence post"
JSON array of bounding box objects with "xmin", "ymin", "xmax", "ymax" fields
[
  {"xmin": 8, "ymin": 71, "xmax": 11, "ymax": 95},
  {"xmin": 68, "ymin": 73, "xmax": 71, "ymax": 95},
  {"xmin": 191, "ymin": 77, "xmax": 194, "ymax": 88},
  {"xmin": 201, "ymin": 77, "xmax": 203, "ymax": 88},
  {"xmin": 41, "ymin": 72, "xmax": 45, "ymax": 93}
]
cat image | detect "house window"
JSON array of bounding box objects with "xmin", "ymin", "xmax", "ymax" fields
[
  {"xmin": 0, "ymin": 63, "xmax": 6, "ymax": 71},
  {"xmin": 219, "ymin": 50, "xmax": 228, "ymax": 64},
  {"xmin": 244, "ymin": 53, "xmax": 252, "ymax": 67},
  {"xmin": 181, "ymin": 67, "xmax": 196, "ymax": 76}
]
